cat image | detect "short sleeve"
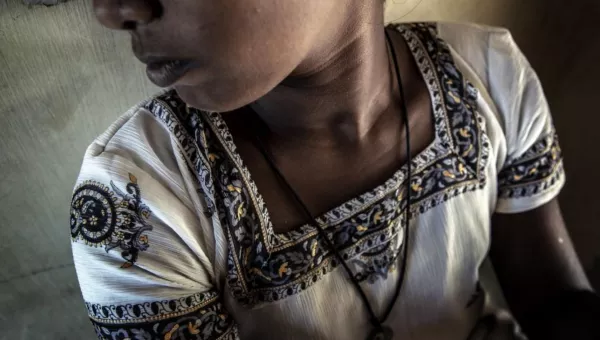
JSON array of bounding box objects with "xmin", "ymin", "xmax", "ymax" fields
[
  {"xmin": 70, "ymin": 107, "xmax": 239, "ymax": 339},
  {"xmin": 487, "ymin": 29, "xmax": 566, "ymax": 213}
]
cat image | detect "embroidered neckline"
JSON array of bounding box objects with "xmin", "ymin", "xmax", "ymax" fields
[
  {"xmin": 144, "ymin": 23, "xmax": 490, "ymax": 307},
  {"xmin": 204, "ymin": 24, "xmax": 454, "ymax": 253}
]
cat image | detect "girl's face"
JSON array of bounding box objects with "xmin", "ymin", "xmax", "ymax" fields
[{"xmin": 93, "ymin": 0, "xmax": 342, "ymax": 111}]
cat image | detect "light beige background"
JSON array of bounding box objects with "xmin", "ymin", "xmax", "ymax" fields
[{"xmin": 1, "ymin": 0, "xmax": 599, "ymax": 338}]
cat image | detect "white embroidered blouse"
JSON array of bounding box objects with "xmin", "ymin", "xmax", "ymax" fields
[{"xmin": 70, "ymin": 23, "xmax": 564, "ymax": 340}]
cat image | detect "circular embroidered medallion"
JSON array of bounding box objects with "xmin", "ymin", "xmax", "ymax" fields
[
  {"xmin": 70, "ymin": 174, "xmax": 153, "ymax": 267},
  {"xmin": 70, "ymin": 183, "xmax": 116, "ymax": 244}
]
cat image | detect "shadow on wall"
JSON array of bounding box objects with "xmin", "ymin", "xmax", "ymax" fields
[{"xmin": 0, "ymin": 0, "xmax": 156, "ymax": 337}]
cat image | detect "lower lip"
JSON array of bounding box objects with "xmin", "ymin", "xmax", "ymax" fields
[{"xmin": 145, "ymin": 60, "xmax": 198, "ymax": 87}]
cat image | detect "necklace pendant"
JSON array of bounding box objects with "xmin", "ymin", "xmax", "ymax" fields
[{"xmin": 367, "ymin": 325, "xmax": 393, "ymax": 340}]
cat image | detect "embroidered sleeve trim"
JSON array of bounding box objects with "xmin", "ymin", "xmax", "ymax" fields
[
  {"xmin": 144, "ymin": 96, "xmax": 218, "ymax": 217},
  {"xmin": 88, "ymin": 292, "xmax": 239, "ymax": 340},
  {"xmin": 86, "ymin": 292, "xmax": 219, "ymax": 323},
  {"xmin": 498, "ymin": 131, "xmax": 564, "ymax": 199}
]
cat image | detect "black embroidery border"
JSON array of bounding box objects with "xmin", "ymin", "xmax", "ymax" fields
[
  {"xmin": 498, "ymin": 130, "xmax": 564, "ymax": 199},
  {"xmin": 144, "ymin": 96, "xmax": 219, "ymax": 218},
  {"xmin": 401, "ymin": 23, "xmax": 491, "ymax": 215},
  {"xmin": 89, "ymin": 291, "xmax": 238, "ymax": 340},
  {"xmin": 86, "ymin": 291, "xmax": 220, "ymax": 323}
]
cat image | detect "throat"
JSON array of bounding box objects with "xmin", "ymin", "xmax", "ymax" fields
[
  {"xmin": 224, "ymin": 106, "xmax": 411, "ymax": 234},
  {"xmin": 253, "ymin": 96, "xmax": 399, "ymax": 148},
  {"xmin": 250, "ymin": 22, "xmax": 396, "ymax": 146}
]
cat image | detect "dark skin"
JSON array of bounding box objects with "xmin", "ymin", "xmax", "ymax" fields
[
  {"xmin": 491, "ymin": 201, "xmax": 592, "ymax": 333},
  {"xmin": 93, "ymin": 0, "xmax": 592, "ymax": 337}
]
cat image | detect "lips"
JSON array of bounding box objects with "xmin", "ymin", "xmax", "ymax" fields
[{"xmin": 145, "ymin": 59, "xmax": 198, "ymax": 87}]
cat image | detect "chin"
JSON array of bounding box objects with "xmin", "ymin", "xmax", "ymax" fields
[
  {"xmin": 173, "ymin": 73, "xmax": 281, "ymax": 113},
  {"xmin": 173, "ymin": 83, "xmax": 254, "ymax": 113}
]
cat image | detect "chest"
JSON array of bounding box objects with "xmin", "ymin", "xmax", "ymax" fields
[
  {"xmin": 221, "ymin": 190, "xmax": 494, "ymax": 340},
  {"xmin": 225, "ymin": 104, "xmax": 432, "ymax": 234}
]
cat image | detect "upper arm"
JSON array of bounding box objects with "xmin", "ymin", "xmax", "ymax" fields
[
  {"xmin": 491, "ymin": 200, "xmax": 590, "ymax": 319},
  {"xmin": 483, "ymin": 28, "xmax": 591, "ymax": 318},
  {"xmin": 70, "ymin": 110, "xmax": 239, "ymax": 339}
]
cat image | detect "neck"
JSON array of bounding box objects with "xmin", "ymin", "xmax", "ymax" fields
[{"xmin": 251, "ymin": 3, "xmax": 396, "ymax": 147}]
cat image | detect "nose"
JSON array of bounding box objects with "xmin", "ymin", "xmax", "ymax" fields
[{"xmin": 93, "ymin": 0, "xmax": 162, "ymax": 30}]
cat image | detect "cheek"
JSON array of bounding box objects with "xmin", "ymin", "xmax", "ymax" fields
[{"xmin": 166, "ymin": 0, "xmax": 317, "ymax": 110}]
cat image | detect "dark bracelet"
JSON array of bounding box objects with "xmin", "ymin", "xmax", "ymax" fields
[{"xmin": 521, "ymin": 290, "xmax": 600, "ymax": 340}]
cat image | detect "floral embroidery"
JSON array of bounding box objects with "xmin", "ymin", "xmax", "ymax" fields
[
  {"xmin": 146, "ymin": 23, "xmax": 492, "ymax": 307},
  {"xmin": 498, "ymin": 130, "xmax": 563, "ymax": 198},
  {"xmin": 144, "ymin": 97, "xmax": 217, "ymax": 218},
  {"xmin": 400, "ymin": 23, "xmax": 491, "ymax": 216},
  {"xmin": 88, "ymin": 291, "xmax": 238, "ymax": 340},
  {"xmin": 86, "ymin": 292, "xmax": 219, "ymax": 322},
  {"xmin": 70, "ymin": 173, "xmax": 152, "ymax": 268},
  {"xmin": 352, "ymin": 235, "xmax": 404, "ymax": 284}
]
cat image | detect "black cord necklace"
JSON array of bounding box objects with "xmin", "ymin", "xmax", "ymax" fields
[{"xmin": 252, "ymin": 29, "xmax": 411, "ymax": 340}]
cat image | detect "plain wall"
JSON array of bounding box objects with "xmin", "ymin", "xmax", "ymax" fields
[{"xmin": 1, "ymin": 0, "xmax": 599, "ymax": 338}]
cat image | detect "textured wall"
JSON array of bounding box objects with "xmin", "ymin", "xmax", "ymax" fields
[{"xmin": 0, "ymin": 0, "xmax": 598, "ymax": 338}]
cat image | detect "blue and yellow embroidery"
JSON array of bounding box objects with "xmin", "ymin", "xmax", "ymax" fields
[
  {"xmin": 498, "ymin": 130, "xmax": 563, "ymax": 198},
  {"xmin": 87, "ymin": 291, "xmax": 238, "ymax": 340},
  {"xmin": 70, "ymin": 173, "xmax": 152, "ymax": 268}
]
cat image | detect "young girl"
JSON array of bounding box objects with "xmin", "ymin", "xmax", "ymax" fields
[{"xmin": 71, "ymin": 0, "xmax": 597, "ymax": 339}]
